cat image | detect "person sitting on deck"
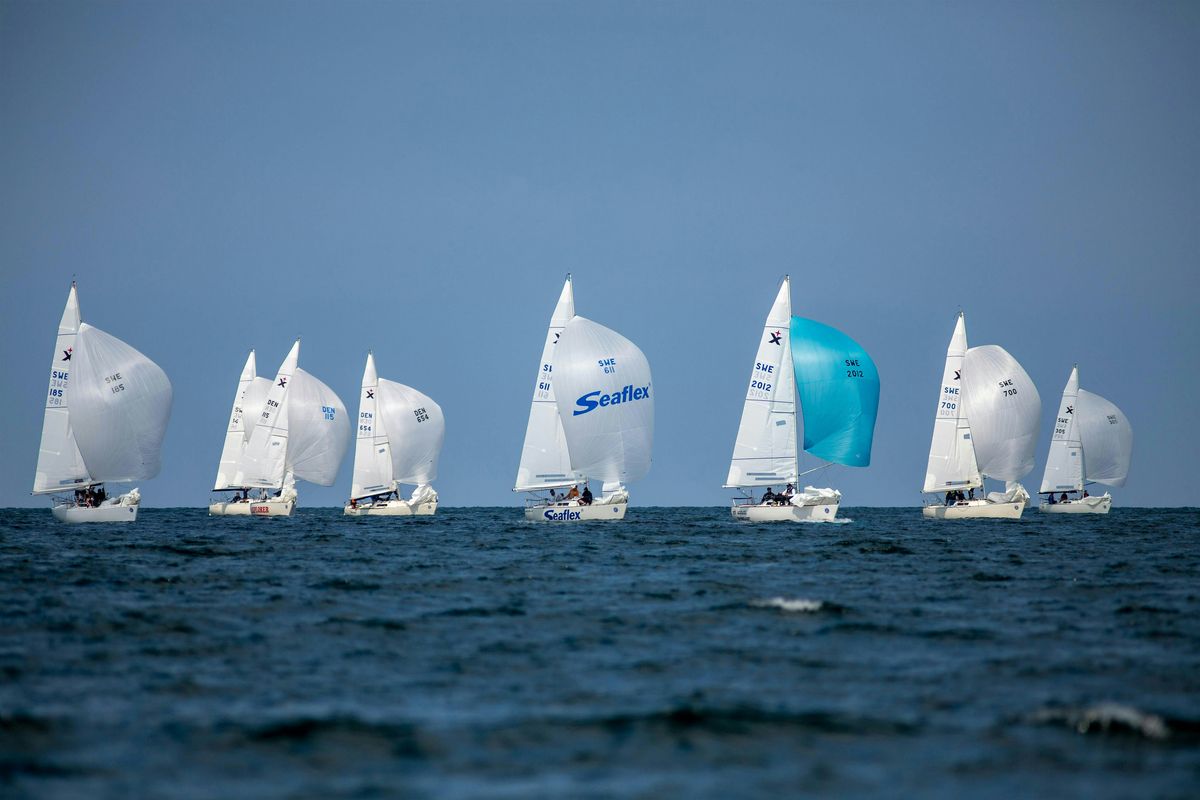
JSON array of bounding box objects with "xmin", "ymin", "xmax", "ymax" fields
[
  {"xmin": 1046, "ymin": 492, "xmax": 1056, "ymax": 504},
  {"xmin": 580, "ymin": 485, "xmax": 593, "ymax": 505},
  {"xmin": 1082, "ymin": 490, "xmax": 1089, "ymax": 498},
  {"xmin": 762, "ymin": 488, "xmax": 776, "ymax": 505},
  {"xmin": 1060, "ymin": 492, "xmax": 1069, "ymax": 503},
  {"xmin": 566, "ymin": 485, "xmax": 580, "ymax": 501}
]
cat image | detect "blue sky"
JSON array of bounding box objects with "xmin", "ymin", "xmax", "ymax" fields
[{"xmin": 2, "ymin": 1, "xmax": 1197, "ymax": 507}]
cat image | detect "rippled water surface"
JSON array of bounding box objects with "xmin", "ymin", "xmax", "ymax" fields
[{"xmin": 2, "ymin": 507, "xmax": 1198, "ymax": 798}]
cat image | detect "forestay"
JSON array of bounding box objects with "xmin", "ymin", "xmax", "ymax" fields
[
  {"xmin": 961, "ymin": 344, "xmax": 1041, "ymax": 482},
  {"xmin": 553, "ymin": 316, "xmax": 653, "ymax": 484},
  {"xmin": 1076, "ymin": 388, "xmax": 1133, "ymax": 488},
  {"xmin": 33, "ymin": 284, "xmax": 89, "ymax": 494},
  {"xmin": 69, "ymin": 323, "xmax": 173, "ymax": 485},
  {"xmin": 923, "ymin": 314, "xmax": 982, "ymax": 492},
  {"xmin": 287, "ymin": 367, "xmax": 350, "ymax": 487},
  {"xmin": 725, "ymin": 277, "xmax": 797, "ymax": 488},
  {"xmin": 214, "ymin": 351, "xmax": 257, "ymax": 491},
  {"xmin": 790, "ymin": 316, "xmax": 879, "ymax": 468},
  {"xmin": 1039, "ymin": 366, "xmax": 1083, "ymax": 494},
  {"xmin": 515, "ymin": 276, "xmax": 580, "ymax": 491}
]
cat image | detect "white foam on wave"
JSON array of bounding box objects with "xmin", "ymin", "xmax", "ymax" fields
[
  {"xmin": 1030, "ymin": 702, "xmax": 1170, "ymax": 740},
  {"xmin": 751, "ymin": 597, "xmax": 824, "ymax": 613}
]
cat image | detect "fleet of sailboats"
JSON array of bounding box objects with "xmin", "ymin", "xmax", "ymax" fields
[
  {"xmin": 29, "ymin": 281, "xmax": 1139, "ymax": 522},
  {"xmin": 514, "ymin": 275, "xmax": 654, "ymax": 522},
  {"xmin": 724, "ymin": 276, "xmax": 879, "ymax": 522},
  {"xmin": 922, "ymin": 313, "xmax": 1042, "ymax": 519},
  {"xmin": 208, "ymin": 340, "xmax": 350, "ymax": 517},
  {"xmin": 344, "ymin": 352, "xmax": 444, "ymax": 516},
  {"xmin": 1038, "ymin": 365, "xmax": 1133, "ymax": 514},
  {"xmin": 32, "ymin": 283, "xmax": 173, "ymax": 522}
]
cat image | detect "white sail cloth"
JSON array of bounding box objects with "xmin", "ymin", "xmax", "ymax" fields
[
  {"xmin": 68, "ymin": 323, "xmax": 173, "ymax": 484},
  {"xmin": 1076, "ymin": 388, "xmax": 1132, "ymax": 487},
  {"xmin": 287, "ymin": 368, "xmax": 350, "ymax": 486},
  {"xmin": 923, "ymin": 314, "xmax": 981, "ymax": 492},
  {"xmin": 1039, "ymin": 366, "xmax": 1082, "ymax": 494},
  {"xmin": 961, "ymin": 345, "xmax": 1041, "ymax": 483},
  {"xmin": 515, "ymin": 277, "xmax": 580, "ymax": 491},
  {"xmin": 238, "ymin": 341, "xmax": 299, "ymax": 488},
  {"xmin": 214, "ymin": 351, "xmax": 257, "ymax": 491},
  {"xmin": 552, "ymin": 316, "xmax": 654, "ymax": 484},
  {"xmin": 33, "ymin": 285, "xmax": 89, "ymax": 494},
  {"xmin": 725, "ymin": 277, "xmax": 798, "ymax": 488}
]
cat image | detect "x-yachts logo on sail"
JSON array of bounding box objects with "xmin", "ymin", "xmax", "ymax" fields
[
  {"xmin": 769, "ymin": 331, "xmax": 782, "ymax": 345},
  {"xmin": 62, "ymin": 347, "xmax": 72, "ymax": 361},
  {"xmin": 278, "ymin": 377, "xmax": 288, "ymax": 388},
  {"xmin": 573, "ymin": 384, "xmax": 650, "ymax": 415}
]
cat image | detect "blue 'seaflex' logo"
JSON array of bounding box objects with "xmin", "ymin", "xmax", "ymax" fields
[
  {"xmin": 544, "ymin": 508, "xmax": 582, "ymax": 521},
  {"xmin": 573, "ymin": 384, "xmax": 650, "ymax": 416}
]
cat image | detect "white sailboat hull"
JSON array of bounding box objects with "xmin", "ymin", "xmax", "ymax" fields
[
  {"xmin": 1040, "ymin": 495, "xmax": 1112, "ymax": 514},
  {"xmin": 52, "ymin": 502, "xmax": 139, "ymax": 523},
  {"xmin": 525, "ymin": 500, "xmax": 628, "ymax": 522},
  {"xmin": 923, "ymin": 499, "xmax": 1025, "ymax": 520},
  {"xmin": 209, "ymin": 498, "xmax": 295, "ymax": 516},
  {"xmin": 344, "ymin": 499, "xmax": 437, "ymax": 516},
  {"xmin": 732, "ymin": 502, "xmax": 839, "ymax": 522}
]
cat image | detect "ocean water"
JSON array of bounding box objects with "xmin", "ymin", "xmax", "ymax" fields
[{"xmin": 2, "ymin": 507, "xmax": 1198, "ymax": 799}]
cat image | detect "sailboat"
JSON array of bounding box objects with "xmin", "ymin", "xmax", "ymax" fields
[
  {"xmin": 1038, "ymin": 365, "xmax": 1132, "ymax": 514},
  {"xmin": 724, "ymin": 276, "xmax": 879, "ymax": 521},
  {"xmin": 208, "ymin": 340, "xmax": 350, "ymax": 516},
  {"xmin": 514, "ymin": 275, "xmax": 653, "ymax": 522},
  {"xmin": 344, "ymin": 352, "xmax": 444, "ymax": 516},
  {"xmin": 33, "ymin": 282, "xmax": 173, "ymax": 522},
  {"xmin": 922, "ymin": 312, "xmax": 1041, "ymax": 519}
]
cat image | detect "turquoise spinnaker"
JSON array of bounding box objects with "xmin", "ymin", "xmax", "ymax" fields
[{"xmin": 789, "ymin": 317, "xmax": 879, "ymax": 467}]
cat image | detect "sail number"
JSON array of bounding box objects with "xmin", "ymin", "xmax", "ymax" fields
[
  {"xmin": 845, "ymin": 359, "xmax": 864, "ymax": 378},
  {"xmin": 598, "ymin": 357, "xmax": 617, "ymax": 375},
  {"xmin": 998, "ymin": 379, "xmax": 1017, "ymax": 397},
  {"xmin": 413, "ymin": 407, "xmax": 429, "ymax": 423},
  {"xmin": 105, "ymin": 372, "xmax": 125, "ymax": 394}
]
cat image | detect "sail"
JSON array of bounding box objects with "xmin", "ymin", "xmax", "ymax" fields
[
  {"xmin": 1039, "ymin": 366, "xmax": 1083, "ymax": 494},
  {"xmin": 350, "ymin": 353, "xmax": 393, "ymax": 499},
  {"xmin": 33, "ymin": 284, "xmax": 90, "ymax": 494},
  {"xmin": 378, "ymin": 379, "xmax": 444, "ymax": 485},
  {"xmin": 214, "ymin": 350, "xmax": 257, "ymax": 490},
  {"xmin": 961, "ymin": 344, "xmax": 1041, "ymax": 482},
  {"xmin": 238, "ymin": 340, "xmax": 299, "ymax": 489},
  {"xmin": 514, "ymin": 276, "xmax": 581, "ymax": 490},
  {"xmin": 240, "ymin": 377, "xmax": 274, "ymax": 440},
  {"xmin": 923, "ymin": 314, "xmax": 982, "ymax": 492},
  {"xmin": 67, "ymin": 323, "xmax": 173, "ymax": 484},
  {"xmin": 1076, "ymin": 388, "xmax": 1133, "ymax": 488},
  {"xmin": 789, "ymin": 316, "xmax": 879, "ymax": 468},
  {"xmin": 287, "ymin": 367, "xmax": 350, "ymax": 486},
  {"xmin": 724, "ymin": 278, "xmax": 798, "ymax": 488},
  {"xmin": 552, "ymin": 316, "xmax": 653, "ymax": 484}
]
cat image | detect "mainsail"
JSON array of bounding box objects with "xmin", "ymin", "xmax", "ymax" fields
[
  {"xmin": 350, "ymin": 353, "xmax": 393, "ymax": 499},
  {"xmin": 923, "ymin": 313, "xmax": 982, "ymax": 493},
  {"xmin": 514, "ymin": 276, "xmax": 581, "ymax": 491},
  {"xmin": 789, "ymin": 316, "xmax": 879, "ymax": 468},
  {"xmin": 214, "ymin": 350, "xmax": 257, "ymax": 491},
  {"xmin": 33, "ymin": 284, "xmax": 89, "ymax": 494},
  {"xmin": 552, "ymin": 316, "xmax": 653, "ymax": 484},
  {"xmin": 961, "ymin": 345, "xmax": 1041, "ymax": 482},
  {"xmin": 725, "ymin": 277, "xmax": 797, "ymax": 488},
  {"xmin": 33, "ymin": 284, "xmax": 172, "ymax": 494},
  {"xmin": 1039, "ymin": 366, "xmax": 1083, "ymax": 494}
]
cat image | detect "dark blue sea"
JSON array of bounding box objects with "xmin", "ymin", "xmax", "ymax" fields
[{"xmin": 2, "ymin": 507, "xmax": 1198, "ymax": 798}]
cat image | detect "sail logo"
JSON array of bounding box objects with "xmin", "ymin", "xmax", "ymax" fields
[
  {"xmin": 544, "ymin": 508, "xmax": 581, "ymax": 521},
  {"xmin": 573, "ymin": 385, "xmax": 650, "ymax": 416}
]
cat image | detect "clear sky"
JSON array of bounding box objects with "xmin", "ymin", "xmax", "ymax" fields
[{"xmin": 2, "ymin": 1, "xmax": 1197, "ymax": 508}]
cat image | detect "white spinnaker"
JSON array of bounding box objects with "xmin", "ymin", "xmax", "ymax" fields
[
  {"xmin": 33, "ymin": 284, "xmax": 90, "ymax": 494},
  {"xmin": 239, "ymin": 340, "xmax": 298, "ymax": 489},
  {"xmin": 379, "ymin": 379, "xmax": 444, "ymax": 485},
  {"xmin": 287, "ymin": 368, "xmax": 350, "ymax": 486},
  {"xmin": 553, "ymin": 316, "xmax": 653, "ymax": 484},
  {"xmin": 514, "ymin": 277, "xmax": 581, "ymax": 491},
  {"xmin": 725, "ymin": 277, "xmax": 798, "ymax": 488},
  {"xmin": 923, "ymin": 314, "xmax": 982, "ymax": 493},
  {"xmin": 1076, "ymin": 388, "xmax": 1133, "ymax": 488},
  {"xmin": 67, "ymin": 323, "xmax": 172, "ymax": 484},
  {"xmin": 350, "ymin": 353, "xmax": 393, "ymax": 499},
  {"xmin": 214, "ymin": 350, "xmax": 257, "ymax": 491},
  {"xmin": 961, "ymin": 344, "xmax": 1041, "ymax": 482},
  {"xmin": 1039, "ymin": 366, "xmax": 1083, "ymax": 494}
]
